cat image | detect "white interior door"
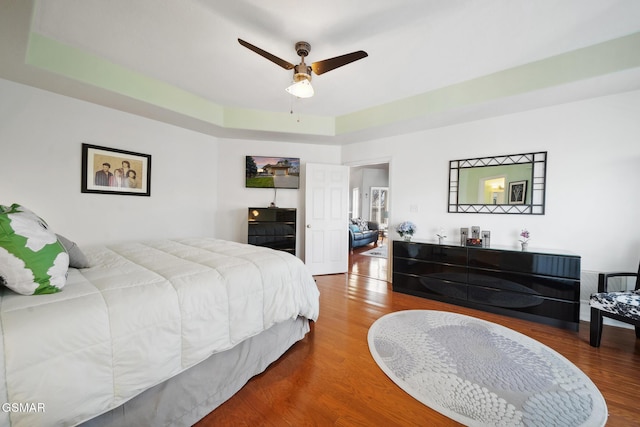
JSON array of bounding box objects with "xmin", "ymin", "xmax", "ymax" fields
[{"xmin": 304, "ymin": 163, "xmax": 349, "ymax": 275}]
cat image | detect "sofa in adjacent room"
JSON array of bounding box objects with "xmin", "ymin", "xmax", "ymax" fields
[{"xmin": 349, "ymin": 219, "xmax": 379, "ymax": 249}]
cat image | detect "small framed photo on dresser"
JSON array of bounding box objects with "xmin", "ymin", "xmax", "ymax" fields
[{"xmin": 81, "ymin": 143, "xmax": 151, "ymax": 196}]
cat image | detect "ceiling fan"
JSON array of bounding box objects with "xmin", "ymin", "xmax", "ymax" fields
[{"xmin": 238, "ymin": 38, "xmax": 368, "ymax": 98}]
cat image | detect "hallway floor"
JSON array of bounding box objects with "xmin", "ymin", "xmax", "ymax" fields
[{"xmin": 349, "ymin": 241, "xmax": 388, "ymax": 282}]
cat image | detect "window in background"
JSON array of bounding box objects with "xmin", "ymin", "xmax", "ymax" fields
[
  {"xmin": 352, "ymin": 187, "xmax": 360, "ymax": 219},
  {"xmin": 369, "ymin": 187, "xmax": 388, "ymax": 227}
]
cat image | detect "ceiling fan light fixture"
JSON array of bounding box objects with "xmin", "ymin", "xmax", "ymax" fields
[
  {"xmin": 286, "ymin": 75, "xmax": 314, "ymax": 98},
  {"xmin": 238, "ymin": 38, "xmax": 367, "ymax": 100}
]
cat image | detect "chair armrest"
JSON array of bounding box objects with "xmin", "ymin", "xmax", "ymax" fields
[{"xmin": 597, "ymin": 272, "xmax": 638, "ymax": 292}]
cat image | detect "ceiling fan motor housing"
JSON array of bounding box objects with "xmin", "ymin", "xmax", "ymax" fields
[
  {"xmin": 295, "ymin": 41, "xmax": 311, "ymax": 57},
  {"xmin": 293, "ymin": 63, "xmax": 312, "ymax": 82}
]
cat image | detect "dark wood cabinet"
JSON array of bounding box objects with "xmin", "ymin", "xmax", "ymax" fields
[
  {"xmin": 393, "ymin": 241, "xmax": 581, "ymax": 330},
  {"xmin": 248, "ymin": 208, "xmax": 296, "ymax": 255}
]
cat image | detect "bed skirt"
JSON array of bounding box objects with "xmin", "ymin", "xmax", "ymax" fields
[{"xmin": 81, "ymin": 316, "xmax": 311, "ymax": 426}]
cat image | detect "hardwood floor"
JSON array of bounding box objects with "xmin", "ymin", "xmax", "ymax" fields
[
  {"xmin": 196, "ymin": 246, "xmax": 639, "ymax": 426},
  {"xmin": 349, "ymin": 242, "xmax": 389, "ymax": 282}
]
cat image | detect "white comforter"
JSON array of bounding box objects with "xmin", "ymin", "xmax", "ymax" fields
[{"xmin": 0, "ymin": 238, "xmax": 319, "ymax": 426}]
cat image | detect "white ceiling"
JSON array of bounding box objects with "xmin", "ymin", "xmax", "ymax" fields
[{"xmin": 2, "ymin": 0, "xmax": 640, "ymax": 144}]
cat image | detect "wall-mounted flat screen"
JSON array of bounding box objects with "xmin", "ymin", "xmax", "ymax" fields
[{"xmin": 246, "ymin": 156, "xmax": 300, "ymax": 189}]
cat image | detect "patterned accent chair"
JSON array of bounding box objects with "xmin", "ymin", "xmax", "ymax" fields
[{"xmin": 589, "ymin": 262, "xmax": 640, "ymax": 347}]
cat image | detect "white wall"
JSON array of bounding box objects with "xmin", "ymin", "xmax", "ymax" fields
[
  {"xmin": 0, "ymin": 78, "xmax": 218, "ymax": 245},
  {"xmin": 351, "ymin": 167, "xmax": 389, "ymax": 221},
  {"xmin": 3, "ymin": 76, "xmax": 639, "ymax": 296},
  {"xmin": 342, "ymin": 90, "xmax": 640, "ymax": 304},
  {"xmin": 0, "ymin": 78, "xmax": 342, "ymax": 254},
  {"xmin": 349, "ymin": 167, "xmax": 364, "ymax": 218},
  {"xmin": 215, "ymin": 139, "xmax": 341, "ymax": 257}
]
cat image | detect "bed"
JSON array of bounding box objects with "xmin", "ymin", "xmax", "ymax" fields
[{"xmin": 0, "ymin": 237, "xmax": 320, "ymax": 426}]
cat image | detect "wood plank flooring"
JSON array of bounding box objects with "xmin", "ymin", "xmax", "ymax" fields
[{"xmin": 196, "ymin": 245, "xmax": 639, "ymax": 426}]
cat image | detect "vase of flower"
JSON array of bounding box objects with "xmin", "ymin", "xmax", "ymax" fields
[
  {"xmin": 519, "ymin": 229, "xmax": 530, "ymax": 251},
  {"xmin": 396, "ymin": 221, "xmax": 417, "ymax": 242}
]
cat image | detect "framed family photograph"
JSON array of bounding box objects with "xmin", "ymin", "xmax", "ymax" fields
[
  {"xmin": 508, "ymin": 180, "xmax": 527, "ymax": 204},
  {"xmin": 81, "ymin": 143, "xmax": 151, "ymax": 196}
]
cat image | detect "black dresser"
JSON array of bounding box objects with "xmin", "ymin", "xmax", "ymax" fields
[
  {"xmin": 248, "ymin": 208, "xmax": 296, "ymax": 255},
  {"xmin": 392, "ymin": 240, "xmax": 581, "ymax": 330}
]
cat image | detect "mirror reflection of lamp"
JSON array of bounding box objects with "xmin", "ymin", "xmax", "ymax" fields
[
  {"xmin": 490, "ymin": 181, "xmax": 505, "ymax": 204},
  {"xmin": 491, "ymin": 184, "xmax": 499, "ymax": 204}
]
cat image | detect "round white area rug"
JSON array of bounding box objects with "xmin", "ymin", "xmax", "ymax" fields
[{"xmin": 368, "ymin": 310, "xmax": 607, "ymax": 426}]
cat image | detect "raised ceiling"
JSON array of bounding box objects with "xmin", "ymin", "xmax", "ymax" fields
[{"xmin": 1, "ymin": 0, "xmax": 640, "ymax": 144}]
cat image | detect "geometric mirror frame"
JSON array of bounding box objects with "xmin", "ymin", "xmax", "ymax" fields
[{"xmin": 448, "ymin": 151, "xmax": 547, "ymax": 214}]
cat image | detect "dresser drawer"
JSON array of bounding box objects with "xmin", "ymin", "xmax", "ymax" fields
[
  {"xmin": 393, "ymin": 273, "xmax": 467, "ymax": 301},
  {"xmin": 394, "ymin": 258, "xmax": 467, "ymax": 281},
  {"xmin": 248, "ymin": 222, "xmax": 295, "ymax": 237},
  {"xmin": 467, "ymin": 270, "xmax": 580, "ymax": 301},
  {"xmin": 467, "ymin": 286, "xmax": 579, "ymax": 323},
  {"xmin": 468, "ymin": 249, "xmax": 580, "ymax": 279},
  {"xmin": 248, "ymin": 235, "xmax": 295, "ymax": 248},
  {"xmin": 394, "ymin": 241, "xmax": 467, "ymax": 265}
]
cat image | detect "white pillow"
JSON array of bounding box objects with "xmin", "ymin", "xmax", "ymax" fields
[{"xmin": 0, "ymin": 204, "xmax": 69, "ymax": 295}]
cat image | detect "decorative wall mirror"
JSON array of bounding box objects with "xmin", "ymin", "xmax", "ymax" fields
[{"xmin": 448, "ymin": 151, "xmax": 547, "ymax": 214}]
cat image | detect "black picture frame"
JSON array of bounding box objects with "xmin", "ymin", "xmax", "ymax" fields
[
  {"xmin": 81, "ymin": 143, "xmax": 151, "ymax": 196},
  {"xmin": 508, "ymin": 180, "xmax": 527, "ymax": 204}
]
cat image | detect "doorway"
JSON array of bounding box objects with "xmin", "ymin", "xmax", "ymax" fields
[{"xmin": 348, "ymin": 162, "xmax": 390, "ymax": 282}]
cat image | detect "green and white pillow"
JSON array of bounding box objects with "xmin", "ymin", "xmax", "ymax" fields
[{"xmin": 0, "ymin": 204, "xmax": 69, "ymax": 295}]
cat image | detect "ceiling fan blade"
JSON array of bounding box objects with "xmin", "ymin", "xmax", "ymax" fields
[
  {"xmin": 311, "ymin": 50, "xmax": 368, "ymax": 75},
  {"xmin": 238, "ymin": 38, "xmax": 294, "ymax": 70}
]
